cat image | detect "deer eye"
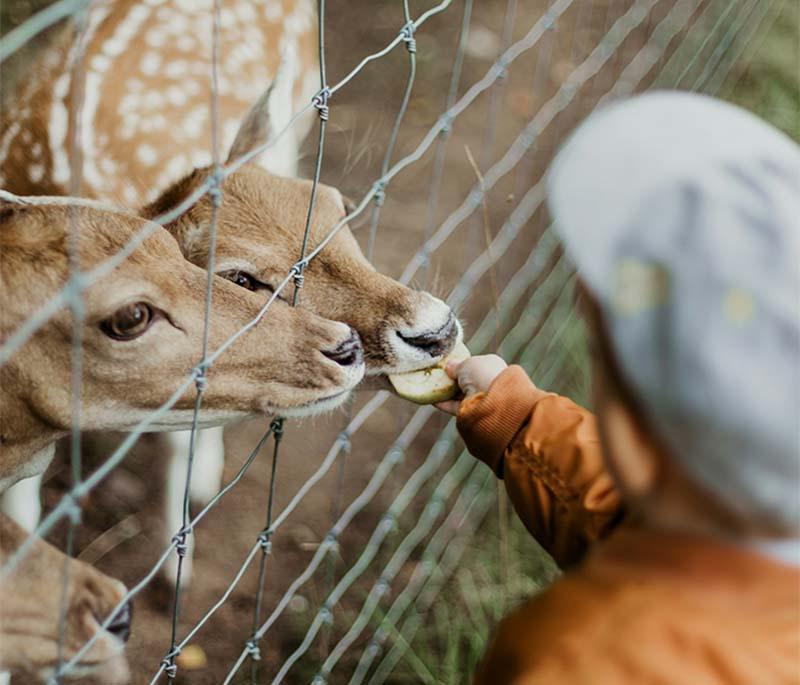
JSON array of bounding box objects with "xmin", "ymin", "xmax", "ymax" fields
[
  {"xmin": 218, "ymin": 269, "xmax": 274, "ymax": 293},
  {"xmin": 100, "ymin": 303, "xmax": 155, "ymax": 340}
]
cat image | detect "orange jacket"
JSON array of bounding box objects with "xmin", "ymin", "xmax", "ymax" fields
[{"xmin": 457, "ymin": 366, "xmax": 800, "ymax": 685}]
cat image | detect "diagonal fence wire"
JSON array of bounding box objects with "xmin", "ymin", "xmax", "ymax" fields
[
  {"xmin": 0, "ymin": 0, "xmax": 780, "ymax": 682},
  {"xmin": 0, "ymin": 0, "xmax": 583, "ymax": 579}
]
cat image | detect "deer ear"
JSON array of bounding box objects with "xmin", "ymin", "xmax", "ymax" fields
[
  {"xmin": 342, "ymin": 194, "xmax": 358, "ymax": 215},
  {"xmin": 226, "ymin": 46, "xmax": 298, "ymax": 165}
]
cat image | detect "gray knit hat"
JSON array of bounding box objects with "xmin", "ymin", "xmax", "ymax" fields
[{"xmin": 548, "ymin": 91, "xmax": 800, "ymax": 528}]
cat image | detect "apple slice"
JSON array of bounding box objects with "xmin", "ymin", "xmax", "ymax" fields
[{"xmin": 388, "ymin": 342, "xmax": 471, "ymax": 404}]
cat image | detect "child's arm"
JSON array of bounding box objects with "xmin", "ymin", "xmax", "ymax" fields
[{"xmin": 439, "ymin": 356, "xmax": 624, "ymax": 567}]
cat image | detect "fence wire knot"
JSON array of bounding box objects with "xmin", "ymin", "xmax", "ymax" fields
[
  {"xmin": 207, "ymin": 165, "xmax": 224, "ymax": 207},
  {"xmin": 160, "ymin": 648, "xmax": 181, "ymax": 678},
  {"xmin": 172, "ymin": 527, "xmax": 191, "ymax": 557},
  {"xmin": 497, "ymin": 55, "xmax": 510, "ymax": 81},
  {"xmin": 312, "ymin": 86, "xmax": 331, "ymax": 121},
  {"xmin": 372, "ymin": 180, "xmax": 386, "ymax": 207},
  {"xmin": 439, "ymin": 113, "xmax": 453, "ymax": 135},
  {"xmin": 192, "ymin": 364, "xmax": 208, "ymax": 393},
  {"xmin": 257, "ymin": 529, "xmax": 273, "ymax": 553},
  {"xmin": 270, "ymin": 417, "xmax": 285, "ymax": 439},
  {"xmin": 245, "ymin": 639, "xmax": 262, "ymax": 661},
  {"xmin": 401, "ymin": 22, "xmax": 417, "ymax": 53},
  {"xmin": 338, "ymin": 430, "xmax": 351, "ymax": 452},
  {"xmin": 319, "ymin": 601, "xmax": 334, "ymax": 624},
  {"xmin": 63, "ymin": 493, "xmax": 82, "ymax": 525},
  {"xmin": 290, "ymin": 259, "xmax": 309, "ymax": 289}
]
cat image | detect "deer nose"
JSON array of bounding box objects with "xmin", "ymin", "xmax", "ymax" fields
[
  {"xmin": 105, "ymin": 600, "xmax": 133, "ymax": 643},
  {"xmin": 322, "ymin": 328, "xmax": 363, "ymax": 367},
  {"xmin": 398, "ymin": 313, "xmax": 457, "ymax": 357}
]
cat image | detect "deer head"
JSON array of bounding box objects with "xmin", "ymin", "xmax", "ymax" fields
[
  {"xmin": 142, "ymin": 82, "xmax": 461, "ymax": 382},
  {"xmin": 0, "ymin": 196, "xmax": 365, "ymax": 488},
  {"xmin": 0, "ymin": 513, "xmax": 132, "ymax": 683}
]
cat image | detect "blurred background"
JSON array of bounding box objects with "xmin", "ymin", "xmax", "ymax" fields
[{"xmin": 1, "ymin": 1, "xmax": 798, "ymax": 683}]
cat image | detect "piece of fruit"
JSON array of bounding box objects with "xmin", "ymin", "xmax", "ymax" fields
[
  {"xmin": 388, "ymin": 342, "xmax": 470, "ymax": 404},
  {"xmin": 176, "ymin": 644, "xmax": 207, "ymax": 670}
]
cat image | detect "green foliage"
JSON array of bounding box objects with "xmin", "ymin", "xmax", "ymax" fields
[{"xmin": 723, "ymin": 3, "xmax": 800, "ymax": 141}]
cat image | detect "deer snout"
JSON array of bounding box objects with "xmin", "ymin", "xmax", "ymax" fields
[
  {"xmin": 398, "ymin": 312, "xmax": 457, "ymax": 358},
  {"xmin": 389, "ymin": 295, "xmax": 461, "ymax": 372},
  {"xmin": 322, "ymin": 328, "xmax": 363, "ymax": 367}
]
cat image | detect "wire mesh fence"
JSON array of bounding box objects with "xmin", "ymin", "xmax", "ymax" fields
[{"xmin": 0, "ymin": 0, "xmax": 790, "ymax": 682}]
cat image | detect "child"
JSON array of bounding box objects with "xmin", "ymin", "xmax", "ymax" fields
[{"xmin": 438, "ymin": 92, "xmax": 800, "ymax": 684}]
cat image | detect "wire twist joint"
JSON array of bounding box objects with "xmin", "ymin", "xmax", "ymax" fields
[
  {"xmin": 312, "ymin": 86, "xmax": 331, "ymax": 121},
  {"xmin": 245, "ymin": 639, "xmax": 262, "ymax": 661},
  {"xmin": 401, "ymin": 22, "xmax": 417, "ymax": 53}
]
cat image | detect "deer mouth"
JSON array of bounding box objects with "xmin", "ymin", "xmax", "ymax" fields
[{"xmin": 277, "ymin": 388, "xmax": 354, "ymax": 418}]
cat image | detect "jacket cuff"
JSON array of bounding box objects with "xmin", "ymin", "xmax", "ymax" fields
[{"xmin": 456, "ymin": 365, "xmax": 551, "ymax": 476}]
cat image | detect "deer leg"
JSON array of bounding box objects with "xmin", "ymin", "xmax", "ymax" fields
[
  {"xmin": 188, "ymin": 426, "xmax": 226, "ymax": 506},
  {"xmin": 162, "ymin": 431, "xmax": 195, "ymax": 587},
  {"xmin": 0, "ymin": 474, "xmax": 43, "ymax": 532}
]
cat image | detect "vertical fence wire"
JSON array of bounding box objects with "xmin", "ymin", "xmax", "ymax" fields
[
  {"xmin": 365, "ymin": 0, "xmax": 418, "ymax": 261},
  {"xmin": 52, "ymin": 5, "xmax": 90, "ymax": 682},
  {"xmin": 161, "ymin": 0, "xmax": 225, "ymax": 681},
  {"xmin": 0, "ymin": 1, "xmax": 781, "ymax": 683},
  {"xmin": 420, "ymin": 0, "xmax": 474, "ymax": 286},
  {"xmin": 248, "ymin": 417, "xmax": 284, "ymax": 684}
]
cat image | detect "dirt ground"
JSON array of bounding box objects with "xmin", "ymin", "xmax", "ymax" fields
[{"xmin": 2, "ymin": 0, "xmax": 723, "ymax": 682}]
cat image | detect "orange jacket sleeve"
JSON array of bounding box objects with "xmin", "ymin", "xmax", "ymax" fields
[{"xmin": 457, "ymin": 365, "xmax": 624, "ymax": 567}]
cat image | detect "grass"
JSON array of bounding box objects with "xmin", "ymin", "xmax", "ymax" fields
[
  {"xmin": 374, "ymin": 6, "xmax": 799, "ymax": 684},
  {"xmin": 722, "ymin": 2, "xmax": 800, "ymax": 141}
]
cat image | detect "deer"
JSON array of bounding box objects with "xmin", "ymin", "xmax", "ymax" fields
[
  {"xmin": 0, "ymin": 0, "xmax": 462, "ymax": 584},
  {"xmin": 0, "ymin": 193, "xmax": 365, "ymax": 680},
  {"xmin": 0, "ymin": 512, "xmax": 132, "ymax": 684}
]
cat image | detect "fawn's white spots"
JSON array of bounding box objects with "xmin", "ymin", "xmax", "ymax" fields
[
  {"xmin": 236, "ymin": 3, "xmax": 257, "ymax": 22},
  {"xmin": 166, "ymin": 86, "xmax": 188, "ymax": 106},
  {"xmin": 48, "ymin": 73, "xmax": 71, "ymax": 185},
  {"xmin": 123, "ymin": 184, "xmax": 139, "ymax": 204},
  {"xmin": 103, "ymin": 5, "xmax": 152, "ymax": 58},
  {"xmin": 265, "ymin": 3, "xmax": 283, "ymax": 22},
  {"xmin": 99, "ymin": 157, "xmax": 118, "ymax": 175},
  {"xmin": 0, "ymin": 122, "xmax": 21, "ymax": 165},
  {"xmin": 183, "ymin": 106, "xmax": 208, "ymax": 139},
  {"xmin": 175, "ymin": 0, "xmax": 204, "ymax": 13},
  {"xmin": 139, "ymin": 114, "xmax": 168, "ymax": 133},
  {"xmin": 190, "ymin": 150, "xmax": 209, "ymax": 167},
  {"xmin": 141, "ymin": 51, "xmax": 162, "ymax": 75},
  {"xmin": 176, "ymin": 35, "xmax": 196, "ymax": 53},
  {"xmin": 164, "ymin": 156, "xmax": 188, "ymax": 180},
  {"xmin": 164, "ymin": 59, "xmax": 189, "ymax": 79},
  {"xmin": 91, "ymin": 54, "xmax": 112, "ymax": 72},
  {"xmin": 142, "ymin": 91, "xmax": 165, "ymax": 109},
  {"xmin": 81, "ymin": 70, "xmax": 108, "ymax": 190},
  {"xmin": 28, "ymin": 163, "xmax": 45, "ymax": 183},
  {"xmin": 4, "ymin": 0, "xmax": 318, "ymax": 207},
  {"xmin": 145, "ymin": 29, "xmax": 168, "ymax": 48},
  {"xmin": 136, "ymin": 143, "xmax": 158, "ymax": 166}
]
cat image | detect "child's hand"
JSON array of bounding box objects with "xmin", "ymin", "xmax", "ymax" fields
[{"xmin": 436, "ymin": 354, "xmax": 508, "ymax": 415}]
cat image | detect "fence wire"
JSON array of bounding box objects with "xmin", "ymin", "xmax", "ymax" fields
[{"xmin": 0, "ymin": 0, "xmax": 786, "ymax": 683}]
